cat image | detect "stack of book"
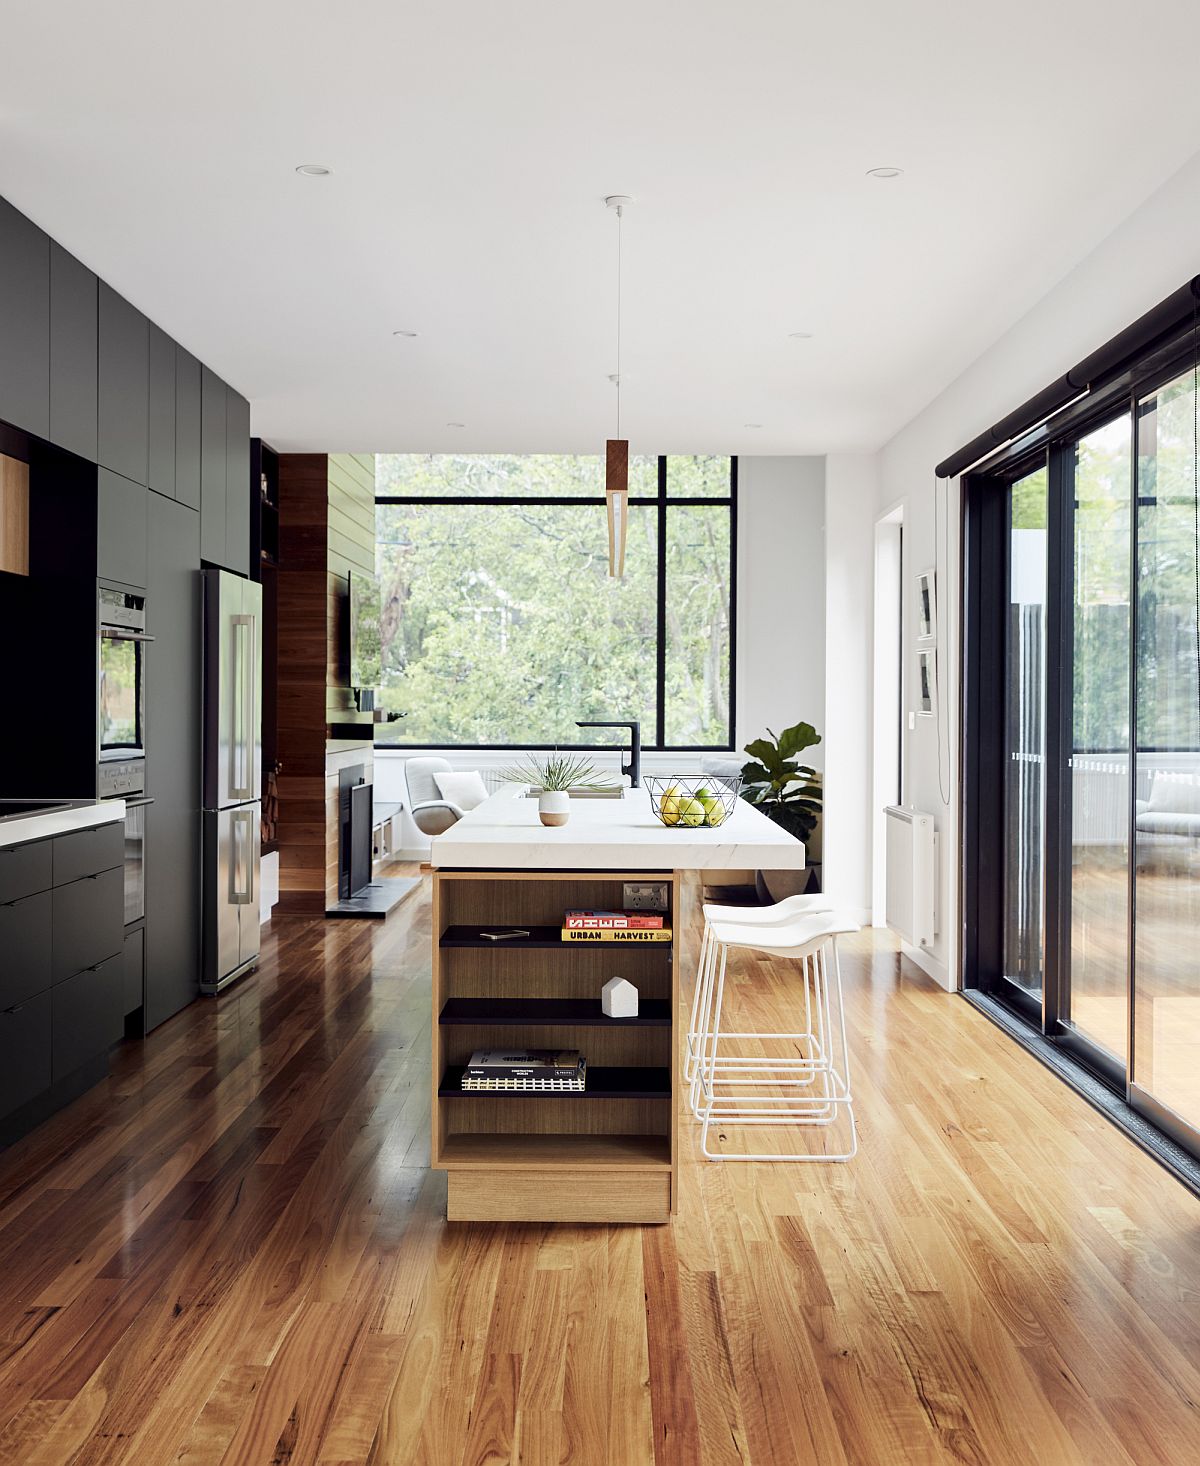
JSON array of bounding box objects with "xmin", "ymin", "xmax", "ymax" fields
[
  {"xmin": 462, "ymin": 1049, "xmax": 587, "ymax": 1092},
  {"xmin": 561, "ymin": 909, "xmax": 671, "ymax": 943}
]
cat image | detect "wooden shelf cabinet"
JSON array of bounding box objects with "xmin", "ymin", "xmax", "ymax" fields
[{"xmin": 431, "ymin": 869, "xmax": 680, "ymax": 1223}]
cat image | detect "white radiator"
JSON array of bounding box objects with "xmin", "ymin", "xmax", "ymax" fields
[{"xmin": 884, "ymin": 806, "xmax": 938, "ymax": 948}]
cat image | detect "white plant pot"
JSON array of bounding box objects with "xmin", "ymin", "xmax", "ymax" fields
[{"xmin": 538, "ymin": 790, "xmax": 570, "ymax": 827}]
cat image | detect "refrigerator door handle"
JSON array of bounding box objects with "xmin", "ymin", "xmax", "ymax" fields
[
  {"xmin": 230, "ymin": 615, "xmax": 253, "ymax": 800},
  {"xmin": 231, "ymin": 808, "xmax": 256, "ymax": 905}
]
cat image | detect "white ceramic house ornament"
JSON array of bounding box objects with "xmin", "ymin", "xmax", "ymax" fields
[{"xmin": 601, "ymin": 976, "xmax": 638, "ymax": 1018}]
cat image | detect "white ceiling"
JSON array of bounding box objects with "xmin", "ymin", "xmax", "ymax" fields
[{"xmin": 4, "ymin": 2, "xmax": 1200, "ymax": 455}]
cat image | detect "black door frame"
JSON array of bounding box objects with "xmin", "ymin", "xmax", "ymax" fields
[{"xmin": 961, "ymin": 341, "xmax": 1200, "ymax": 1151}]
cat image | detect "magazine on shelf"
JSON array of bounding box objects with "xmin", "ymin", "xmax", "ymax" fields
[
  {"xmin": 465, "ymin": 1048, "xmax": 585, "ymax": 1079},
  {"xmin": 563, "ymin": 909, "xmax": 665, "ymax": 930},
  {"xmin": 461, "ymin": 1049, "xmax": 587, "ymax": 1092}
]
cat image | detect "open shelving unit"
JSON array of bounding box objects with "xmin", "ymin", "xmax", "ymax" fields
[{"xmin": 431, "ymin": 869, "xmax": 680, "ymax": 1223}]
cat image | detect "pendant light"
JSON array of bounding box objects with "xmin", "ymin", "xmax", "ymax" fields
[{"xmin": 605, "ymin": 195, "xmax": 632, "ymax": 577}]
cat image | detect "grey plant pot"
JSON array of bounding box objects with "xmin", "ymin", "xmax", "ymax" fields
[{"xmin": 756, "ymin": 865, "xmax": 822, "ymax": 903}]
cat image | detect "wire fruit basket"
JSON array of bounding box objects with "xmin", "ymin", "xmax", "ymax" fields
[{"xmin": 646, "ymin": 775, "xmax": 740, "ymax": 829}]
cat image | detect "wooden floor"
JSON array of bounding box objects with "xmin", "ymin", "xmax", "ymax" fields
[{"xmin": 0, "ymin": 873, "xmax": 1198, "ymax": 1465}]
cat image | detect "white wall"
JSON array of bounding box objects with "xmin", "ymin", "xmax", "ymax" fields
[
  {"xmin": 823, "ymin": 455, "xmax": 878, "ymax": 918},
  {"xmin": 877, "ymin": 149, "xmax": 1200, "ymax": 989},
  {"xmin": 735, "ymin": 456, "xmax": 826, "ymax": 759}
]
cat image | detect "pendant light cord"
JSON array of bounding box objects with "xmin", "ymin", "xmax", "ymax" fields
[
  {"xmin": 615, "ymin": 204, "xmax": 623, "ymax": 440},
  {"xmin": 1193, "ymin": 294, "xmax": 1199, "ymax": 736}
]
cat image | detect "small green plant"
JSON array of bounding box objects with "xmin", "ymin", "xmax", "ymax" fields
[
  {"xmin": 498, "ymin": 752, "xmax": 621, "ymax": 793},
  {"xmin": 739, "ymin": 720, "xmax": 823, "ymax": 843}
]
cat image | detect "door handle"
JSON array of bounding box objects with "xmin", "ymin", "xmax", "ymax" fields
[{"xmin": 230, "ymin": 616, "xmax": 253, "ymax": 800}]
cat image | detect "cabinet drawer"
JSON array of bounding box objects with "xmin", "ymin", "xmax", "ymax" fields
[
  {"xmin": 122, "ymin": 926, "xmax": 144, "ymax": 1018},
  {"xmin": 52, "ymin": 868, "xmax": 123, "ymax": 984},
  {"xmin": 0, "ymin": 839, "xmax": 52, "ymax": 905},
  {"xmin": 53, "ymin": 822, "xmax": 123, "ymax": 886},
  {"xmin": 52, "ymin": 956, "xmax": 123, "ymax": 1082},
  {"xmin": 0, "ymin": 988, "xmax": 51, "ymax": 1119},
  {"xmin": 0, "ymin": 889, "xmax": 52, "ymax": 1008}
]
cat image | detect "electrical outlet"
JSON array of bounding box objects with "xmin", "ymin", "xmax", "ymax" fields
[{"xmin": 624, "ymin": 881, "xmax": 669, "ymax": 912}]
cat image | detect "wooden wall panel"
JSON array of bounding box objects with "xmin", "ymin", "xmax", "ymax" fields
[{"xmin": 276, "ymin": 451, "xmax": 376, "ymax": 913}]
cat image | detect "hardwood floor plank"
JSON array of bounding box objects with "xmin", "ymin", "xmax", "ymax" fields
[{"xmin": 0, "ymin": 880, "xmax": 1194, "ymax": 1466}]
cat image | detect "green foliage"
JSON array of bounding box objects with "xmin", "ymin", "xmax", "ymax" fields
[
  {"xmin": 739, "ymin": 720, "xmax": 823, "ymax": 842},
  {"xmin": 373, "ymin": 455, "xmax": 731, "ymax": 747},
  {"xmin": 497, "ymin": 753, "xmax": 620, "ymax": 793}
]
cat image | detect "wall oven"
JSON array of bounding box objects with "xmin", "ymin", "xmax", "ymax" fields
[
  {"xmin": 99, "ymin": 587, "xmax": 151, "ymax": 764},
  {"xmin": 98, "ymin": 587, "xmax": 154, "ymax": 927}
]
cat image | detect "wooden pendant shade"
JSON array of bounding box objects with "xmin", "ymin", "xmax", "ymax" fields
[{"xmin": 606, "ymin": 438, "xmax": 628, "ymax": 578}]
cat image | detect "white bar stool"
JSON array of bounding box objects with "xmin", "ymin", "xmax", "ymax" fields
[
  {"xmin": 684, "ymin": 893, "xmax": 833, "ymax": 1092},
  {"xmin": 691, "ymin": 912, "xmax": 859, "ymax": 1162}
]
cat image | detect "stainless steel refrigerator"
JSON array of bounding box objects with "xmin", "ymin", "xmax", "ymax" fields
[{"xmin": 201, "ymin": 569, "xmax": 262, "ymax": 994}]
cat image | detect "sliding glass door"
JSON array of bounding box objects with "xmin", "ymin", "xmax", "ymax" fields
[
  {"xmin": 1065, "ymin": 417, "xmax": 1131, "ymax": 1065},
  {"xmin": 968, "ymin": 364, "xmax": 1200, "ymax": 1165},
  {"xmin": 1132, "ymin": 369, "xmax": 1200, "ymax": 1139}
]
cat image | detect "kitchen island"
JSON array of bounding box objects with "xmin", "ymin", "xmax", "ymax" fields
[{"xmin": 429, "ymin": 786, "xmax": 805, "ymax": 1222}]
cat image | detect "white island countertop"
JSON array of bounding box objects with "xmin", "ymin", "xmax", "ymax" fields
[
  {"xmin": 430, "ymin": 785, "xmax": 804, "ymax": 871},
  {"xmin": 0, "ymin": 798, "xmax": 124, "ymax": 850}
]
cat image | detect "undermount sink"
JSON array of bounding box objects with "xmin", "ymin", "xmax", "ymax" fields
[{"xmin": 0, "ymin": 799, "xmax": 73, "ymax": 821}]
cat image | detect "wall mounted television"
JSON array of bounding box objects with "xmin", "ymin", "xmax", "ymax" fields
[{"xmin": 348, "ymin": 571, "xmax": 382, "ymax": 691}]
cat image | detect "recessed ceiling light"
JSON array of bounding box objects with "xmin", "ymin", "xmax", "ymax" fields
[
  {"xmin": 866, "ymin": 166, "xmax": 903, "ymax": 180},
  {"xmin": 392, "ymin": 329, "xmax": 418, "ymax": 338},
  {"xmin": 744, "ymin": 422, "xmax": 763, "ymax": 429},
  {"xmin": 446, "ymin": 421, "xmax": 465, "ymax": 428},
  {"xmin": 788, "ymin": 331, "xmax": 813, "ymax": 340},
  {"xmin": 295, "ymin": 163, "xmax": 332, "ymax": 177}
]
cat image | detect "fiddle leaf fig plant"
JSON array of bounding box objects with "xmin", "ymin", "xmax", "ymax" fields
[{"xmin": 739, "ymin": 720, "xmax": 823, "ymax": 843}]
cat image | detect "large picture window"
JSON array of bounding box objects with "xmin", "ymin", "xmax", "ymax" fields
[{"xmin": 375, "ymin": 454, "xmax": 735, "ymax": 748}]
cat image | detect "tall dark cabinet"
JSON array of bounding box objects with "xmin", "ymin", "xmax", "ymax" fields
[
  {"xmin": 49, "ymin": 243, "xmax": 98, "ymax": 461},
  {"xmin": 97, "ymin": 283, "xmax": 149, "ymax": 486},
  {"xmin": 175, "ymin": 347, "xmax": 202, "ymax": 510},
  {"xmin": 145, "ymin": 494, "xmax": 201, "ymax": 1030},
  {"xmin": 200, "ymin": 365, "xmax": 227, "ymax": 564},
  {"xmin": 0, "ymin": 198, "xmax": 50, "ymax": 439}
]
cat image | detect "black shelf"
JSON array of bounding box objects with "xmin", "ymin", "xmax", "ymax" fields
[
  {"xmin": 440, "ymin": 924, "xmax": 672, "ymax": 951},
  {"xmin": 439, "ymin": 997, "xmax": 670, "ymax": 1027},
  {"xmin": 438, "ymin": 1065, "xmax": 671, "ymax": 1099}
]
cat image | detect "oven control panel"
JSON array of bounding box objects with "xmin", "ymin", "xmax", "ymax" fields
[{"xmin": 98, "ymin": 757, "xmax": 145, "ymax": 800}]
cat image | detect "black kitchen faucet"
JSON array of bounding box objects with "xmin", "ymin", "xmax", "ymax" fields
[{"xmin": 576, "ymin": 720, "xmax": 641, "ymax": 789}]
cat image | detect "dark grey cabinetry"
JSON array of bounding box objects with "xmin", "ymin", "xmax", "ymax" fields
[
  {"xmin": 0, "ymin": 198, "xmax": 50, "ymax": 437},
  {"xmin": 0, "ymin": 820, "xmax": 124, "ymax": 1125},
  {"xmin": 146, "ymin": 494, "xmax": 201, "ymax": 1030},
  {"xmin": 98, "ymin": 469, "xmax": 149, "ymax": 588},
  {"xmin": 49, "ymin": 243, "xmax": 98, "ymax": 460},
  {"xmin": 226, "ymin": 388, "xmax": 251, "ymax": 576},
  {"xmin": 122, "ymin": 926, "xmax": 145, "ymax": 1018},
  {"xmin": 0, "ymin": 891, "xmax": 52, "ymax": 1008},
  {"xmin": 148, "ymin": 323, "xmax": 176, "ymax": 498},
  {"xmin": 53, "ymin": 957, "xmax": 123, "ymax": 1082},
  {"xmin": 200, "ymin": 365, "xmax": 227, "ymax": 564},
  {"xmin": 0, "ymin": 992, "xmax": 51, "ymax": 1120},
  {"xmin": 52, "ymin": 869, "xmax": 123, "ymax": 984},
  {"xmin": 98, "ymin": 282, "xmax": 149, "ymax": 486},
  {"xmin": 175, "ymin": 346, "xmax": 202, "ymax": 510}
]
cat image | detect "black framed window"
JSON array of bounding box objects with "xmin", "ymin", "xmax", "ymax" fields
[{"xmin": 374, "ymin": 453, "xmax": 736, "ymax": 750}]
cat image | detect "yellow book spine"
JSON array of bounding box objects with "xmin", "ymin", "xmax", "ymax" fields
[{"xmin": 560, "ymin": 928, "xmax": 672, "ymax": 942}]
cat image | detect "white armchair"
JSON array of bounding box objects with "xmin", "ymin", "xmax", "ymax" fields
[{"xmin": 403, "ymin": 757, "xmax": 464, "ymax": 837}]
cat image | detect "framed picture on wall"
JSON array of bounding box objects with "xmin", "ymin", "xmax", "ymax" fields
[
  {"xmin": 917, "ymin": 648, "xmax": 936, "ymax": 716},
  {"xmin": 916, "ymin": 569, "xmax": 936, "ymax": 642}
]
